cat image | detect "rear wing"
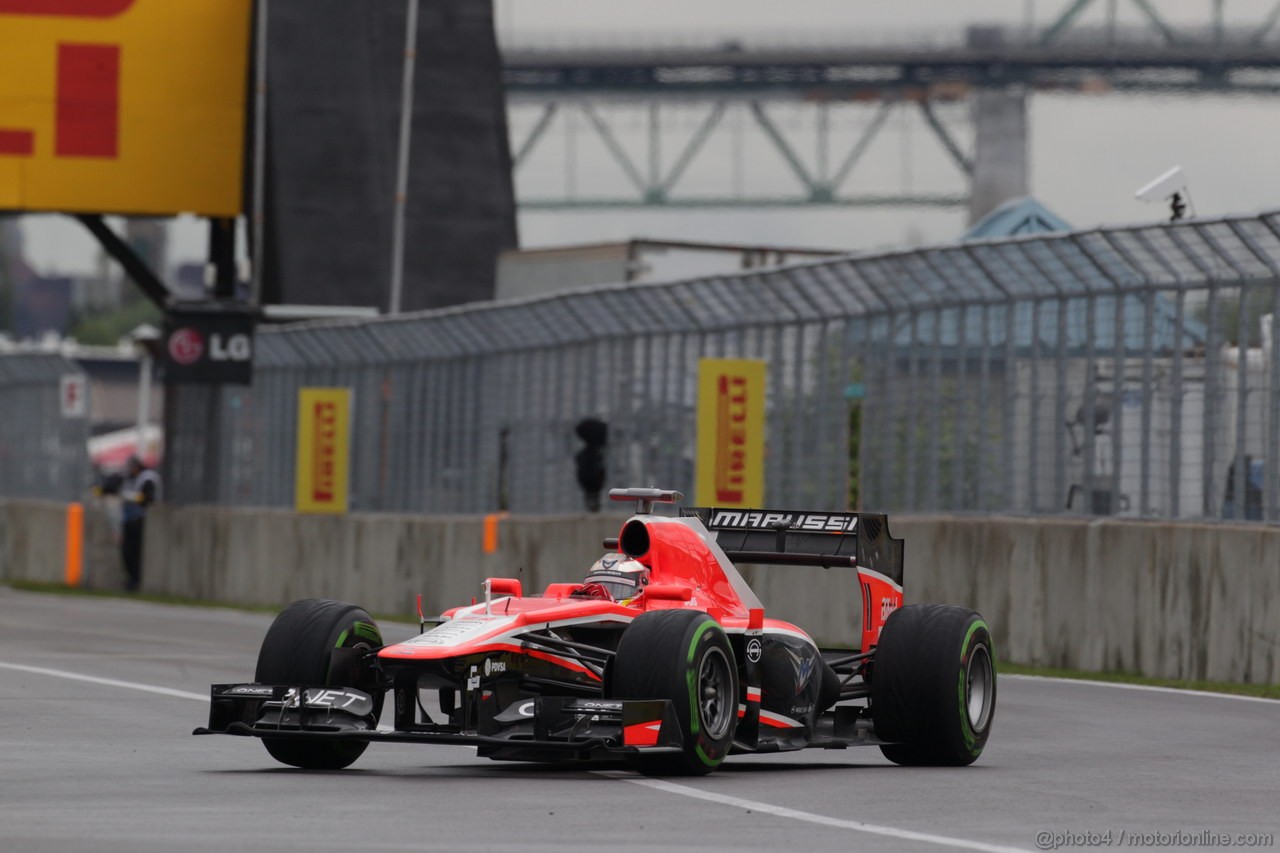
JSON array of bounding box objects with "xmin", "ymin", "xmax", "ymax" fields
[{"xmin": 681, "ymin": 507, "xmax": 903, "ymax": 588}]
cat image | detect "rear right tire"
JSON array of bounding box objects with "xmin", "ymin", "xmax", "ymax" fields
[{"xmin": 870, "ymin": 604, "xmax": 996, "ymax": 766}]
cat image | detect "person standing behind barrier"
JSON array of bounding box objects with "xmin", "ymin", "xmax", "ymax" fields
[{"xmin": 119, "ymin": 455, "xmax": 161, "ymax": 592}]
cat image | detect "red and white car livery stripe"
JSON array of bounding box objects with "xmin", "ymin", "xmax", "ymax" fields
[
  {"xmin": 378, "ymin": 606, "xmax": 635, "ymax": 677},
  {"xmin": 623, "ymin": 721, "xmax": 663, "ymax": 746},
  {"xmin": 856, "ymin": 565, "xmax": 904, "ymax": 650},
  {"xmin": 736, "ymin": 704, "xmax": 805, "ymax": 728},
  {"xmin": 759, "ymin": 709, "xmax": 806, "ymax": 728}
]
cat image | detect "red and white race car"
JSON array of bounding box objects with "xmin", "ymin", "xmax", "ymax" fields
[{"xmin": 196, "ymin": 488, "xmax": 996, "ymax": 775}]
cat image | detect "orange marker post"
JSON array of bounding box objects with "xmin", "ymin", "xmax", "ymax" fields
[
  {"xmin": 482, "ymin": 513, "xmax": 503, "ymax": 554},
  {"xmin": 64, "ymin": 502, "xmax": 84, "ymax": 587}
]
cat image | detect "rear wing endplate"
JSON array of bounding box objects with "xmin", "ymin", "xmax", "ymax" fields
[{"xmin": 681, "ymin": 506, "xmax": 904, "ymax": 589}]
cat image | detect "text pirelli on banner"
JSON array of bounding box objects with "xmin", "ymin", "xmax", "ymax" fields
[
  {"xmin": 0, "ymin": 0, "xmax": 252, "ymax": 216},
  {"xmin": 696, "ymin": 358, "xmax": 766, "ymax": 509},
  {"xmin": 295, "ymin": 389, "xmax": 351, "ymax": 515}
]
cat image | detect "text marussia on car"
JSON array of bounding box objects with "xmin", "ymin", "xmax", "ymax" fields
[{"xmin": 195, "ymin": 488, "xmax": 996, "ymax": 775}]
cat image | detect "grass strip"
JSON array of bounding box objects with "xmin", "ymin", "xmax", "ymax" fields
[{"xmin": 999, "ymin": 661, "xmax": 1279, "ymax": 700}]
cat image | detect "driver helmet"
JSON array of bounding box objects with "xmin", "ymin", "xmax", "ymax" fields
[{"xmin": 582, "ymin": 553, "xmax": 650, "ymax": 604}]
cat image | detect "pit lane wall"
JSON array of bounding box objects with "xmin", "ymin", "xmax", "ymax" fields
[{"xmin": 2, "ymin": 500, "xmax": 1275, "ymax": 684}]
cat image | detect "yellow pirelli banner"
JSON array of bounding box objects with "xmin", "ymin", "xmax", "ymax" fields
[
  {"xmin": 0, "ymin": 0, "xmax": 252, "ymax": 215},
  {"xmin": 696, "ymin": 358, "xmax": 766, "ymax": 508},
  {"xmin": 295, "ymin": 388, "xmax": 351, "ymax": 514}
]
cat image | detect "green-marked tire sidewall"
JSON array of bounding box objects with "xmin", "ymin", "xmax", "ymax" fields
[
  {"xmin": 956, "ymin": 619, "xmax": 993, "ymax": 755},
  {"xmin": 872, "ymin": 604, "xmax": 997, "ymax": 767},
  {"xmin": 612, "ymin": 609, "xmax": 739, "ymax": 775},
  {"xmin": 685, "ymin": 619, "xmax": 729, "ymax": 768}
]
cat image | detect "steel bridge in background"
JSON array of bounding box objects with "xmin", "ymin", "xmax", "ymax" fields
[{"xmin": 501, "ymin": 0, "xmax": 1280, "ymax": 216}]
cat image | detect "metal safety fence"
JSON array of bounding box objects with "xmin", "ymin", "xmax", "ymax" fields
[
  {"xmin": 0, "ymin": 352, "xmax": 92, "ymax": 502},
  {"xmin": 176, "ymin": 211, "xmax": 1280, "ymax": 523}
]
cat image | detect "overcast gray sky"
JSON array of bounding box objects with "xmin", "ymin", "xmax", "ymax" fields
[{"xmin": 20, "ymin": 0, "xmax": 1280, "ymax": 274}]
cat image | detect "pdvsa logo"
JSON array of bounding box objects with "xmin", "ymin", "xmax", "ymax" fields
[{"xmin": 483, "ymin": 658, "xmax": 507, "ymax": 676}]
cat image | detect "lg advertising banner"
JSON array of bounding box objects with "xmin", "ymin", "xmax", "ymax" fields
[
  {"xmin": 295, "ymin": 388, "xmax": 351, "ymax": 515},
  {"xmin": 162, "ymin": 303, "xmax": 255, "ymax": 385},
  {"xmin": 0, "ymin": 0, "xmax": 252, "ymax": 216},
  {"xmin": 696, "ymin": 358, "xmax": 766, "ymax": 509}
]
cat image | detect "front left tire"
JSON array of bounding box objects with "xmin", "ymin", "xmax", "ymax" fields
[{"xmin": 254, "ymin": 598, "xmax": 384, "ymax": 770}]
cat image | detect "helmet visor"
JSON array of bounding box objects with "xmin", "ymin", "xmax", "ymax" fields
[{"xmin": 583, "ymin": 571, "xmax": 642, "ymax": 602}]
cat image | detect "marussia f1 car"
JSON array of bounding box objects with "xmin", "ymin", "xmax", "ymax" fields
[{"xmin": 195, "ymin": 488, "xmax": 996, "ymax": 775}]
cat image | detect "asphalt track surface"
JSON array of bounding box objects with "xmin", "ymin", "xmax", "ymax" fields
[{"xmin": 2, "ymin": 588, "xmax": 1278, "ymax": 853}]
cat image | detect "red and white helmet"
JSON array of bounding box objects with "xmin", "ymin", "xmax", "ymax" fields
[{"xmin": 581, "ymin": 553, "xmax": 650, "ymax": 604}]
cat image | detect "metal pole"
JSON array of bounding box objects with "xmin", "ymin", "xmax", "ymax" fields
[
  {"xmin": 1140, "ymin": 289, "xmax": 1154, "ymax": 516},
  {"xmin": 250, "ymin": 0, "xmax": 268, "ymax": 306},
  {"xmin": 1111, "ymin": 290, "xmax": 1125, "ymax": 516},
  {"xmin": 1055, "ymin": 296, "xmax": 1068, "ymax": 511},
  {"xmin": 905, "ymin": 309, "xmax": 921, "ymax": 510},
  {"xmin": 1171, "ymin": 290, "xmax": 1186, "ymax": 517},
  {"xmin": 1028, "ymin": 299, "xmax": 1042, "ymax": 510},
  {"xmin": 135, "ymin": 352, "xmax": 152, "ymax": 453},
  {"xmin": 207, "ymin": 216, "xmax": 237, "ymax": 300},
  {"xmin": 978, "ymin": 303, "xmax": 992, "ymax": 510},
  {"xmin": 1270, "ymin": 288, "xmax": 1280, "ymax": 522},
  {"xmin": 1082, "ymin": 294, "xmax": 1098, "ymax": 513},
  {"xmin": 648, "ymin": 101, "xmax": 660, "ymax": 198},
  {"xmin": 388, "ymin": 0, "xmax": 420, "ymax": 315},
  {"xmin": 1232, "ymin": 284, "xmax": 1250, "ymax": 519},
  {"xmin": 1003, "ymin": 298, "xmax": 1017, "ymax": 511},
  {"xmin": 928, "ymin": 308, "xmax": 942, "ymax": 511},
  {"xmin": 1204, "ymin": 285, "xmax": 1221, "ymax": 517}
]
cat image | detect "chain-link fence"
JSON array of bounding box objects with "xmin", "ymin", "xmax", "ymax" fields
[
  {"xmin": 174, "ymin": 211, "xmax": 1280, "ymax": 523},
  {"xmin": 0, "ymin": 352, "xmax": 92, "ymax": 502}
]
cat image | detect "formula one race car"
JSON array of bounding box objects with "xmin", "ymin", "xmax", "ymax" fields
[{"xmin": 195, "ymin": 488, "xmax": 996, "ymax": 775}]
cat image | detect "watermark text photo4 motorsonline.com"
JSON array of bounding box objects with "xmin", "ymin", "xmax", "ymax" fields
[{"xmin": 1035, "ymin": 829, "xmax": 1275, "ymax": 850}]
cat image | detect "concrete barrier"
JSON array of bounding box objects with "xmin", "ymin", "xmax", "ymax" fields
[
  {"xmin": 5, "ymin": 499, "xmax": 1273, "ymax": 685},
  {"xmin": 0, "ymin": 498, "xmax": 121, "ymax": 589},
  {"xmin": 143, "ymin": 508, "xmax": 1280, "ymax": 685},
  {"xmin": 142, "ymin": 505, "xmax": 625, "ymax": 618},
  {"xmin": 0, "ymin": 499, "xmax": 68, "ymax": 584},
  {"xmin": 140, "ymin": 504, "xmax": 871, "ymax": 647},
  {"xmin": 896, "ymin": 516, "xmax": 1280, "ymax": 686}
]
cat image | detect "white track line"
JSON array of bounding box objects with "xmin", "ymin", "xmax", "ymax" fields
[
  {"xmin": 5, "ymin": 654, "xmax": 1270, "ymax": 853},
  {"xmin": 598, "ymin": 772, "xmax": 1029, "ymax": 853},
  {"xmin": 0, "ymin": 661, "xmax": 208, "ymax": 702},
  {"xmin": 1004, "ymin": 674, "xmax": 1280, "ymax": 704}
]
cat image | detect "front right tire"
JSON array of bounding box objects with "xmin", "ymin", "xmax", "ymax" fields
[{"xmin": 611, "ymin": 609, "xmax": 738, "ymax": 776}]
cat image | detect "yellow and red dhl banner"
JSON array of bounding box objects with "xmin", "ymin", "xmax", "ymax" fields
[
  {"xmin": 0, "ymin": 0, "xmax": 252, "ymax": 216},
  {"xmin": 295, "ymin": 388, "xmax": 351, "ymax": 514},
  {"xmin": 696, "ymin": 358, "xmax": 766, "ymax": 509}
]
